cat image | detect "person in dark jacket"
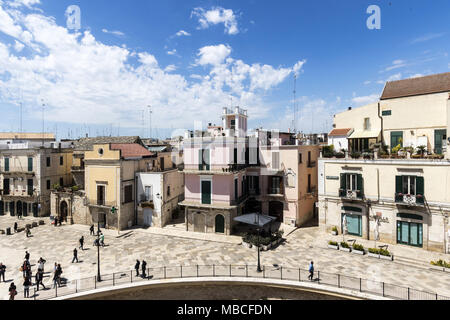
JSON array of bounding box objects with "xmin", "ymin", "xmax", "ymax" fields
[
  {"xmin": 9, "ymin": 282, "xmax": 17, "ymax": 300},
  {"xmin": 79, "ymin": 236, "xmax": 84, "ymax": 250},
  {"xmin": 135, "ymin": 260, "xmax": 140, "ymax": 277},
  {"xmin": 23, "ymin": 277, "xmax": 31, "ymax": 298},
  {"xmin": 0, "ymin": 263, "xmax": 6, "ymax": 282},
  {"xmin": 14, "ymin": 222, "xmax": 18, "ymax": 233},
  {"xmin": 141, "ymin": 260, "xmax": 147, "ymax": 278},
  {"xmin": 35, "ymin": 270, "xmax": 46, "ymax": 291},
  {"xmin": 25, "ymin": 251, "xmax": 30, "ymax": 261},
  {"xmin": 90, "ymin": 224, "xmax": 95, "ymax": 235},
  {"xmin": 72, "ymin": 248, "xmax": 78, "ymax": 263}
]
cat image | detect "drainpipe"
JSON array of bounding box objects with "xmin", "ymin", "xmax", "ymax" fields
[{"xmin": 378, "ymin": 102, "xmax": 384, "ymax": 147}]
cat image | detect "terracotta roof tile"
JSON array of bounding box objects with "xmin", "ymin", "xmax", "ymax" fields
[
  {"xmin": 328, "ymin": 128, "xmax": 353, "ymax": 136},
  {"xmin": 381, "ymin": 72, "xmax": 450, "ymax": 100},
  {"xmin": 110, "ymin": 143, "xmax": 154, "ymax": 159}
]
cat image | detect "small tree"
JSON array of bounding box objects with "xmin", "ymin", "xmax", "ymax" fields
[{"xmin": 416, "ymin": 145, "xmax": 426, "ymax": 157}]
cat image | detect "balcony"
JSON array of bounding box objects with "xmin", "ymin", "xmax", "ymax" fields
[
  {"xmin": 71, "ymin": 166, "xmax": 85, "ymax": 172},
  {"xmin": 86, "ymin": 198, "xmax": 117, "ymax": 208},
  {"xmin": 307, "ymin": 161, "xmax": 316, "ymax": 168},
  {"xmin": 395, "ymin": 193, "xmax": 424, "ymax": 206},
  {"xmin": 339, "ymin": 189, "xmax": 363, "ymax": 200},
  {"xmin": 0, "ymin": 168, "xmax": 35, "ymax": 176}
]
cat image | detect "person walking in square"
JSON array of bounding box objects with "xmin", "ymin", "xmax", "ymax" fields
[
  {"xmin": 25, "ymin": 226, "xmax": 31, "ymax": 237},
  {"xmin": 308, "ymin": 261, "xmax": 314, "ymax": 281},
  {"xmin": 8, "ymin": 282, "xmax": 17, "ymax": 300},
  {"xmin": 25, "ymin": 251, "xmax": 30, "ymax": 261},
  {"xmin": 135, "ymin": 260, "xmax": 140, "ymax": 277},
  {"xmin": 0, "ymin": 263, "xmax": 6, "ymax": 282},
  {"xmin": 23, "ymin": 277, "xmax": 31, "ymax": 298},
  {"xmin": 79, "ymin": 236, "xmax": 84, "ymax": 250},
  {"xmin": 37, "ymin": 257, "xmax": 46, "ymax": 273},
  {"xmin": 100, "ymin": 233, "xmax": 105, "ymax": 247},
  {"xmin": 141, "ymin": 260, "xmax": 147, "ymax": 278},
  {"xmin": 90, "ymin": 224, "xmax": 95, "ymax": 235},
  {"xmin": 72, "ymin": 248, "xmax": 78, "ymax": 263},
  {"xmin": 14, "ymin": 222, "xmax": 18, "ymax": 233},
  {"xmin": 35, "ymin": 270, "xmax": 46, "ymax": 291}
]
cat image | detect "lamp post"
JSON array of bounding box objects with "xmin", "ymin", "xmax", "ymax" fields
[
  {"xmin": 256, "ymin": 213, "xmax": 262, "ymax": 273},
  {"xmin": 97, "ymin": 211, "xmax": 101, "ymax": 282}
]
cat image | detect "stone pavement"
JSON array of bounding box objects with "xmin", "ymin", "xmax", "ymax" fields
[{"xmin": 0, "ymin": 215, "xmax": 449, "ymax": 300}]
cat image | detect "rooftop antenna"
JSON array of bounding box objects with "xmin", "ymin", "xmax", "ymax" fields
[
  {"xmin": 141, "ymin": 110, "xmax": 145, "ymax": 138},
  {"xmin": 293, "ymin": 74, "xmax": 297, "ymax": 134},
  {"xmin": 147, "ymin": 105, "xmax": 152, "ymax": 139},
  {"xmin": 41, "ymin": 99, "xmax": 46, "ymax": 146}
]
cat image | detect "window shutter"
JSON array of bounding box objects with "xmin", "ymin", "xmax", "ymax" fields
[
  {"xmin": 357, "ymin": 174, "xmax": 364, "ymax": 198},
  {"xmin": 198, "ymin": 149, "xmax": 203, "ymax": 170},
  {"xmin": 416, "ymin": 176, "xmax": 424, "ymax": 196},
  {"xmin": 28, "ymin": 158, "xmax": 33, "ymax": 172},
  {"xmin": 395, "ymin": 176, "xmax": 402, "ymax": 194},
  {"xmin": 4, "ymin": 158, "xmax": 9, "ymax": 172},
  {"xmin": 340, "ymin": 173, "xmax": 347, "ymax": 190},
  {"xmin": 204, "ymin": 149, "xmax": 210, "ymax": 170}
]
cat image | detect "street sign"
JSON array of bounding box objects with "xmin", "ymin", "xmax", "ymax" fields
[{"xmin": 111, "ymin": 206, "xmax": 117, "ymax": 214}]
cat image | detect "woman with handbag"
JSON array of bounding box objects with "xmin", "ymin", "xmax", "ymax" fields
[{"xmin": 9, "ymin": 282, "xmax": 17, "ymax": 300}]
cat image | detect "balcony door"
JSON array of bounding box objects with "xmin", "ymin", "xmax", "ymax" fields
[
  {"xmin": 201, "ymin": 180, "xmax": 211, "ymax": 205},
  {"xmin": 434, "ymin": 129, "xmax": 447, "ymax": 155},
  {"xmin": 97, "ymin": 185, "xmax": 106, "ymax": 206}
]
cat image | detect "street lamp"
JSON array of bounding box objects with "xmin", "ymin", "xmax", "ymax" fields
[
  {"xmin": 97, "ymin": 211, "xmax": 101, "ymax": 282},
  {"xmin": 256, "ymin": 213, "xmax": 262, "ymax": 273}
]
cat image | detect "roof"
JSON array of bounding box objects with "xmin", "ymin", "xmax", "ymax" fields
[
  {"xmin": 110, "ymin": 143, "xmax": 154, "ymax": 159},
  {"xmin": 0, "ymin": 133, "xmax": 55, "ymax": 140},
  {"xmin": 147, "ymin": 146, "xmax": 168, "ymax": 152},
  {"xmin": 233, "ymin": 213, "xmax": 277, "ymax": 227},
  {"xmin": 328, "ymin": 128, "xmax": 353, "ymax": 137},
  {"xmin": 381, "ymin": 72, "xmax": 450, "ymax": 100},
  {"xmin": 348, "ymin": 130, "xmax": 380, "ymax": 139},
  {"xmin": 74, "ymin": 136, "xmax": 143, "ymax": 151}
]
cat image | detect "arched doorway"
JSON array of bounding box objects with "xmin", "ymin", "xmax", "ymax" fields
[
  {"xmin": 215, "ymin": 214, "xmax": 225, "ymax": 234},
  {"xmin": 60, "ymin": 201, "xmax": 68, "ymax": 222},
  {"xmin": 16, "ymin": 201, "xmax": 22, "ymax": 217},
  {"xmin": 22, "ymin": 202, "xmax": 28, "ymax": 217},
  {"xmin": 32, "ymin": 203, "xmax": 38, "ymax": 217},
  {"xmin": 10, "ymin": 201, "xmax": 15, "ymax": 216},
  {"xmin": 269, "ymin": 201, "xmax": 284, "ymax": 222}
]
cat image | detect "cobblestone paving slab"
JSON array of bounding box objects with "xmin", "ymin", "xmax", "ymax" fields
[{"xmin": 0, "ymin": 216, "xmax": 449, "ymax": 300}]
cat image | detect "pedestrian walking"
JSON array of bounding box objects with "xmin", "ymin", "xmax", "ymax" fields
[
  {"xmin": 25, "ymin": 226, "xmax": 31, "ymax": 237},
  {"xmin": 79, "ymin": 236, "xmax": 84, "ymax": 250},
  {"xmin": 308, "ymin": 261, "xmax": 314, "ymax": 281},
  {"xmin": 25, "ymin": 251, "xmax": 30, "ymax": 261},
  {"xmin": 54, "ymin": 216, "xmax": 58, "ymax": 227},
  {"xmin": 100, "ymin": 233, "xmax": 105, "ymax": 247},
  {"xmin": 37, "ymin": 257, "xmax": 46, "ymax": 273},
  {"xmin": 35, "ymin": 270, "xmax": 46, "ymax": 291},
  {"xmin": 135, "ymin": 260, "xmax": 140, "ymax": 277},
  {"xmin": 72, "ymin": 248, "xmax": 79, "ymax": 263},
  {"xmin": 56, "ymin": 264, "xmax": 62, "ymax": 286},
  {"xmin": 0, "ymin": 263, "xmax": 6, "ymax": 282},
  {"xmin": 14, "ymin": 222, "xmax": 18, "ymax": 233},
  {"xmin": 141, "ymin": 260, "xmax": 147, "ymax": 278},
  {"xmin": 90, "ymin": 224, "xmax": 95, "ymax": 235},
  {"xmin": 8, "ymin": 282, "xmax": 17, "ymax": 300},
  {"xmin": 23, "ymin": 277, "xmax": 31, "ymax": 298}
]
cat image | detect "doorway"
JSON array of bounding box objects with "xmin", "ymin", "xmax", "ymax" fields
[
  {"xmin": 269, "ymin": 201, "xmax": 284, "ymax": 222},
  {"xmin": 60, "ymin": 201, "xmax": 68, "ymax": 222},
  {"xmin": 215, "ymin": 214, "xmax": 225, "ymax": 233}
]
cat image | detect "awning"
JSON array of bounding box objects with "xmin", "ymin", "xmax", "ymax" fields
[
  {"xmin": 233, "ymin": 213, "xmax": 276, "ymax": 227},
  {"xmin": 348, "ymin": 130, "xmax": 380, "ymax": 139}
]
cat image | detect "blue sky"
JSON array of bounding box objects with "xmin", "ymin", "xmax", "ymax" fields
[{"xmin": 0, "ymin": 0, "xmax": 449, "ymax": 140}]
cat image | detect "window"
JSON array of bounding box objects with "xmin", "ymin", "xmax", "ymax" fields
[
  {"xmin": 234, "ymin": 178, "xmax": 238, "ymax": 200},
  {"xmin": 160, "ymin": 157, "xmax": 165, "ymax": 171},
  {"xmin": 248, "ymin": 176, "xmax": 260, "ymax": 194},
  {"xmin": 97, "ymin": 185, "xmax": 105, "ymax": 205},
  {"xmin": 3, "ymin": 178, "xmax": 10, "ymax": 195},
  {"xmin": 230, "ymin": 119, "xmax": 235, "ymax": 130},
  {"xmin": 27, "ymin": 179, "xmax": 33, "ymax": 196},
  {"xmin": 397, "ymin": 221, "xmax": 423, "ymax": 247},
  {"xmin": 201, "ymin": 180, "xmax": 212, "ymax": 205},
  {"xmin": 307, "ymin": 174, "xmax": 312, "ymax": 193},
  {"xmin": 124, "ymin": 185, "xmax": 133, "ymax": 203},
  {"xmin": 4, "ymin": 158, "xmax": 9, "ymax": 172},
  {"xmin": 198, "ymin": 149, "xmax": 210, "ymax": 170},
  {"xmin": 269, "ymin": 176, "xmax": 282, "ymax": 194},
  {"xmin": 390, "ymin": 131, "xmax": 403, "ymax": 149},
  {"xmin": 167, "ymin": 185, "xmax": 171, "ymax": 197},
  {"xmin": 59, "ymin": 177, "xmax": 64, "ymax": 187},
  {"xmin": 299, "ymin": 153, "xmax": 302, "ymax": 164},
  {"xmin": 342, "ymin": 213, "xmax": 362, "ymax": 237},
  {"xmin": 60, "ymin": 156, "xmax": 64, "ymax": 166},
  {"xmin": 395, "ymin": 175, "xmax": 424, "ymax": 204},
  {"xmin": 28, "ymin": 157, "xmax": 33, "ymax": 172},
  {"xmin": 340, "ymin": 173, "xmax": 364, "ymax": 198},
  {"xmin": 363, "ymin": 118, "xmax": 370, "ymax": 130},
  {"xmin": 46, "ymin": 180, "xmax": 51, "ymax": 190},
  {"xmin": 272, "ymin": 152, "xmax": 280, "ymax": 170},
  {"xmin": 46, "ymin": 157, "xmax": 51, "ymax": 167},
  {"xmin": 145, "ymin": 186, "xmax": 152, "ymax": 201}
]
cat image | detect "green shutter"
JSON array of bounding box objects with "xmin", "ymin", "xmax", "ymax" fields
[
  {"xmin": 198, "ymin": 149, "xmax": 203, "ymax": 170},
  {"xmin": 357, "ymin": 174, "xmax": 364, "ymax": 198},
  {"xmin": 4, "ymin": 158, "xmax": 9, "ymax": 172},
  {"xmin": 395, "ymin": 176, "xmax": 402, "ymax": 194},
  {"xmin": 340, "ymin": 173, "xmax": 346, "ymax": 190},
  {"xmin": 416, "ymin": 176, "xmax": 424, "ymax": 202},
  {"xmin": 201, "ymin": 181, "xmax": 211, "ymax": 205},
  {"xmin": 28, "ymin": 157, "xmax": 33, "ymax": 172}
]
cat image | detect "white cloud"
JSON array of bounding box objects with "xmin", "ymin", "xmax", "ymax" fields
[
  {"xmin": 351, "ymin": 94, "xmax": 379, "ymax": 106},
  {"xmin": 167, "ymin": 49, "xmax": 177, "ymax": 55},
  {"xmin": 411, "ymin": 33, "xmax": 445, "ymax": 44},
  {"xmin": 164, "ymin": 64, "xmax": 177, "ymax": 72},
  {"xmin": 383, "ymin": 59, "xmax": 407, "ymax": 72},
  {"xmin": 196, "ymin": 44, "xmax": 232, "ymax": 66},
  {"xmin": 0, "ymin": 4, "xmax": 306, "ymax": 131},
  {"xmin": 13, "ymin": 39, "xmax": 24, "ymax": 51},
  {"xmin": 175, "ymin": 30, "xmax": 190, "ymax": 37},
  {"xmin": 363, "ymin": 80, "xmax": 371, "ymax": 85},
  {"xmin": 191, "ymin": 7, "xmax": 239, "ymax": 35},
  {"xmin": 7, "ymin": 0, "xmax": 40, "ymax": 9},
  {"xmin": 102, "ymin": 28, "xmax": 125, "ymax": 37}
]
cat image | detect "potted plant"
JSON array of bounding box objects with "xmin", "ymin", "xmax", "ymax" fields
[
  {"xmin": 379, "ymin": 248, "xmax": 394, "ymax": 261},
  {"xmin": 430, "ymin": 259, "xmax": 450, "ymax": 272},
  {"xmin": 340, "ymin": 241, "xmax": 351, "ymax": 252},
  {"xmin": 331, "ymin": 226, "xmax": 338, "ymax": 236},
  {"xmin": 261, "ymin": 237, "xmax": 271, "ymax": 251},
  {"xmin": 352, "ymin": 243, "xmax": 365, "ymax": 255},
  {"xmin": 368, "ymin": 248, "xmax": 380, "ymax": 258},
  {"xmin": 328, "ymin": 240, "xmax": 339, "ymax": 250},
  {"xmin": 416, "ymin": 145, "xmax": 426, "ymax": 158},
  {"xmin": 350, "ymin": 152, "xmax": 361, "ymax": 159}
]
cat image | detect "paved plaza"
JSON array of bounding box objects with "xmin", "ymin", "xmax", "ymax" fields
[{"xmin": 0, "ymin": 215, "xmax": 449, "ymax": 300}]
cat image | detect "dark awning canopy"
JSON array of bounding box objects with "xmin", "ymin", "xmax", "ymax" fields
[{"xmin": 233, "ymin": 213, "xmax": 276, "ymax": 228}]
